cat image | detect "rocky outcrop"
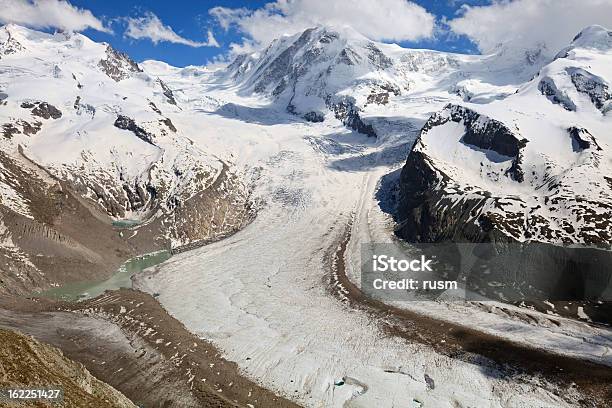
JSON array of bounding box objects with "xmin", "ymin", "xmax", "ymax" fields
[
  {"xmin": 165, "ymin": 164, "xmax": 255, "ymax": 249},
  {"xmin": 113, "ymin": 115, "xmax": 155, "ymax": 146},
  {"xmin": 422, "ymin": 104, "xmax": 527, "ymax": 181},
  {"xmin": 567, "ymin": 67, "xmax": 611, "ymax": 113},
  {"xmin": 395, "ymin": 148, "xmax": 513, "ymax": 244},
  {"xmin": 98, "ymin": 45, "xmax": 142, "ymax": 82},
  {"xmin": 448, "ymin": 105, "xmax": 527, "ymax": 158},
  {"xmin": 21, "ymin": 101, "xmax": 62, "ymax": 119},
  {"xmin": 0, "ymin": 328, "xmax": 136, "ymax": 407},
  {"xmin": 398, "ymin": 105, "xmax": 571, "ymax": 242},
  {"xmin": 327, "ymin": 97, "xmax": 377, "ymax": 137},
  {"xmin": 303, "ymin": 111, "xmax": 324, "ymax": 123},
  {"xmin": 538, "ymin": 77, "xmax": 577, "ymax": 111},
  {"xmin": 158, "ymin": 78, "xmax": 177, "ymax": 106},
  {"xmin": 568, "ymin": 126, "xmax": 601, "ymax": 151},
  {"xmin": 365, "ymin": 83, "xmax": 401, "ymax": 106},
  {"xmin": 2, "ymin": 119, "xmax": 41, "ymax": 138},
  {"xmin": 395, "ymin": 96, "xmax": 612, "ymax": 303}
]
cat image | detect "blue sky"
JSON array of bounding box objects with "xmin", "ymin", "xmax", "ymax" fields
[
  {"xmin": 69, "ymin": 0, "xmax": 269, "ymax": 66},
  {"xmin": 65, "ymin": 0, "xmax": 490, "ymax": 67}
]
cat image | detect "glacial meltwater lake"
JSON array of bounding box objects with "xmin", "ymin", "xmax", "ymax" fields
[{"xmin": 40, "ymin": 250, "xmax": 171, "ymax": 302}]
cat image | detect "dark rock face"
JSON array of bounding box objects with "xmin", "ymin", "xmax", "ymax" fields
[
  {"xmin": 158, "ymin": 79, "xmax": 177, "ymax": 106},
  {"xmin": 21, "ymin": 101, "xmax": 62, "ymax": 119},
  {"xmin": 365, "ymin": 43, "xmax": 393, "ymax": 70},
  {"xmin": 366, "ymin": 92, "xmax": 389, "ymax": 105},
  {"xmin": 327, "ymin": 97, "xmax": 376, "ymax": 137},
  {"xmin": 148, "ymin": 101, "xmax": 162, "ymax": 115},
  {"xmin": 568, "ymin": 126, "xmax": 601, "ymax": 151},
  {"xmin": 366, "ymin": 83, "xmax": 401, "ymax": 106},
  {"xmin": 113, "ymin": 115, "xmax": 155, "ymax": 145},
  {"xmin": 538, "ymin": 77, "xmax": 577, "ymax": 111},
  {"xmin": 566, "ymin": 67, "xmax": 611, "ymax": 112},
  {"xmin": 121, "ymin": 181, "xmax": 152, "ymax": 212},
  {"xmin": 337, "ymin": 47, "xmax": 360, "ymax": 65},
  {"xmin": 396, "ymin": 150, "xmax": 517, "ymax": 244},
  {"xmin": 98, "ymin": 45, "xmax": 142, "ymax": 82},
  {"xmin": 303, "ymin": 111, "xmax": 324, "ymax": 123},
  {"xmin": 2, "ymin": 123, "xmax": 19, "ymax": 139},
  {"xmin": 396, "ymin": 105, "xmax": 529, "ymax": 243},
  {"xmin": 396, "ymin": 152, "xmax": 521, "ymax": 244},
  {"xmin": 2, "ymin": 120, "xmax": 41, "ymax": 138},
  {"xmin": 160, "ymin": 118, "xmax": 177, "ymax": 133},
  {"xmin": 448, "ymin": 104, "xmax": 527, "ymax": 158}
]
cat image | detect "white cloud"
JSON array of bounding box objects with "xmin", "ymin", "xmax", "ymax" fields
[
  {"xmin": 449, "ymin": 0, "xmax": 612, "ymax": 55},
  {"xmin": 125, "ymin": 12, "xmax": 219, "ymax": 48},
  {"xmin": 0, "ymin": 0, "xmax": 110, "ymax": 33},
  {"xmin": 209, "ymin": 0, "xmax": 435, "ymax": 52}
]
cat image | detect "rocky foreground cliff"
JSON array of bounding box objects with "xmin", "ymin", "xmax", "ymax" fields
[{"xmin": 0, "ymin": 328, "xmax": 136, "ymax": 407}]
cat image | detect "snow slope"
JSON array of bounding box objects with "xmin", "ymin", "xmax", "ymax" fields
[{"xmin": 0, "ymin": 24, "xmax": 251, "ymax": 251}]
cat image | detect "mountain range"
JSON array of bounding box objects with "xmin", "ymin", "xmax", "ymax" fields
[
  {"xmin": 0, "ymin": 21, "xmax": 611, "ymax": 408},
  {"xmin": 0, "ymin": 23, "xmax": 611, "ymax": 299}
]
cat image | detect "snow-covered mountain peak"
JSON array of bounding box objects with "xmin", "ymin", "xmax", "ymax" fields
[
  {"xmin": 218, "ymin": 26, "xmax": 468, "ymax": 130},
  {"xmin": 0, "ymin": 24, "xmax": 95, "ymax": 53},
  {"xmin": 224, "ymin": 25, "xmax": 399, "ymax": 91},
  {"xmin": 217, "ymin": 25, "xmax": 565, "ymax": 131},
  {"xmin": 569, "ymin": 25, "xmax": 612, "ymax": 52},
  {"xmin": 0, "ymin": 24, "xmax": 143, "ymax": 83}
]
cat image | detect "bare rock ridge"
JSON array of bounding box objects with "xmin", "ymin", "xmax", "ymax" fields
[
  {"xmin": 98, "ymin": 44, "xmax": 142, "ymax": 82},
  {"xmin": 0, "ymin": 328, "xmax": 136, "ymax": 407},
  {"xmin": 113, "ymin": 114, "xmax": 155, "ymax": 146},
  {"xmin": 20, "ymin": 101, "xmax": 62, "ymax": 119},
  {"xmin": 538, "ymin": 76, "xmax": 577, "ymax": 111}
]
